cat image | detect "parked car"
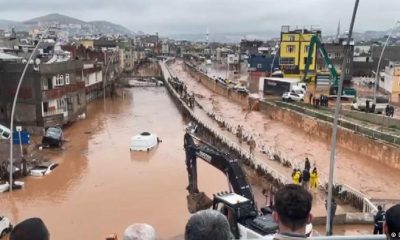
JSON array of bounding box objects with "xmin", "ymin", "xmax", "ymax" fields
[
  {"xmin": 30, "ymin": 162, "xmax": 59, "ymax": 177},
  {"xmin": 282, "ymin": 92, "xmax": 304, "ymax": 102},
  {"xmin": 0, "ymin": 216, "xmax": 12, "ymax": 238},
  {"xmin": 0, "ymin": 125, "xmax": 10, "ymax": 140},
  {"xmin": 42, "ymin": 126, "xmax": 64, "ymax": 148}
]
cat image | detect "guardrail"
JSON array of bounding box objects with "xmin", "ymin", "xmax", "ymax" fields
[{"xmin": 273, "ymin": 100, "xmax": 400, "ymax": 146}]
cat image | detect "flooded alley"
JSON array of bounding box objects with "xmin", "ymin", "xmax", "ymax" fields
[{"xmin": 0, "ymin": 87, "xmax": 229, "ymax": 240}]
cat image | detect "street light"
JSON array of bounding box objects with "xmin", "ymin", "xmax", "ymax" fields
[
  {"xmin": 326, "ymin": 0, "xmax": 359, "ymax": 235},
  {"xmin": 373, "ymin": 20, "xmax": 400, "ymax": 104},
  {"xmin": 9, "ymin": 26, "xmax": 50, "ymax": 191}
]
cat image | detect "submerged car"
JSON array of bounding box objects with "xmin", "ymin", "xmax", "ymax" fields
[
  {"xmin": 130, "ymin": 132, "xmax": 161, "ymax": 152},
  {"xmin": 0, "ymin": 216, "xmax": 12, "ymax": 238},
  {"xmin": 30, "ymin": 162, "xmax": 59, "ymax": 177},
  {"xmin": 42, "ymin": 126, "xmax": 64, "ymax": 148}
]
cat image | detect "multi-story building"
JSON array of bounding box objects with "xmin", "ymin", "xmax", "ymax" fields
[
  {"xmin": 240, "ymin": 40, "xmax": 263, "ymax": 55},
  {"xmin": 0, "ymin": 59, "xmax": 86, "ymax": 127},
  {"xmin": 279, "ymin": 26, "xmax": 321, "ymax": 79},
  {"xmin": 381, "ymin": 61, "xmax": 400, "ymax": 102},
  {"xmin": 316, "ymin": 38, "xmax": 354, "ymax": 83}
]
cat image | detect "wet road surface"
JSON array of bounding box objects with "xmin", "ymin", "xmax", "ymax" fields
[{"xmin": 1, "ymin": 87, "xmax": 229, "ymax": 240}]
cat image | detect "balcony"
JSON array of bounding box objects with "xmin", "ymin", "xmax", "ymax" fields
[
  {"xmin": 43, "ymin": 109, "xmax": 65, "ymax": 117},
  {"xmin": 42, "ymin": 82, "xmax": 85, "ymax": 100}
]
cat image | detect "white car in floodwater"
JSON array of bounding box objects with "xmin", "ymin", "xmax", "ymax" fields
[
  {"xmin": 0, "ymin": 181, "xmax": 24, "ymax": 193},
  {"xmin": 0, "ymin": 216, "xmax": 12, "ymax": 238},
  {"xmin": 130, "ymin": 132, "xmax": 161, "ymax": 151},
  {"xmin": 30, "ymin": 162, "xmax": 59, "ymax": 177}
]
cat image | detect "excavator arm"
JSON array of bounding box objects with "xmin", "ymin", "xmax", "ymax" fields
[
  {"xmin": 184, "ymin": 132, "xmax": 255, "ymax": 212},
  {"xmin": 303, "ymin": 35, "xmax": 340, "ymax": 84}
]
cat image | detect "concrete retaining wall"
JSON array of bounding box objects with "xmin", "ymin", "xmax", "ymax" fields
[
  {"xmin": 259, "ymin": 100, "xmax": 400, "ymax": 170},
  {"xmin": 341, "ymin": 109, "xmax": 400, "ymax": 129},
  {"xmin": 183, "ymin": 62, "xmax": 249, "ymax": 108}
]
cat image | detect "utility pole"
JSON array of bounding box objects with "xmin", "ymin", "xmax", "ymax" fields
[{"xmin": 326, "ymin": 0, "xmax": 359, "ymax": 236}]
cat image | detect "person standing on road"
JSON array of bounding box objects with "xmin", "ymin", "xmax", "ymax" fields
[
  {"xmin": 292, "ymin": 169, "xmax": 301, "ymax": 185},
  {"xmin": 301, "ymin": 168, "xmax": 310, "ymax": 190},
  {"xmin": 373, "ymin": 205, "xmax": 386, "ymax": 235},
  {"xmin": 236, "ymin": 125, "xmax": 243, "ymax": 143},
  {"xmin": 310, "ymin": 167, "xmax": 319, "ymax": 193},
  {"xmin": 304, "ymin": 157, "xmax": 311, "ymax": 171}
]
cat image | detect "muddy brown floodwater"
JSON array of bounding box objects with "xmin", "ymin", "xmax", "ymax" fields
[{"xmin": 0, "ymin": 87, "xmax": 230, "ymax": 240}]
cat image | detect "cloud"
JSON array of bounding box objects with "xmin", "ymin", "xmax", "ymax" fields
[{"xmin": 0, "ymin": 0, "xmax": 398, "ymax": 35}]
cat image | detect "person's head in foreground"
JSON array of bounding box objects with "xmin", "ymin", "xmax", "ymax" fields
[
  {"xmin": 10, "ymin": 217, "xmax": 49, "ymax": 240},
  {"xmin": 273, "ymin": 184, "xmax": 313, "ymax": 236},
  {"xmin": 123, "ymin": 223, "xmax": 156, "ymax": 240},
  {"xmin": 185, "ymin": 209, "xmax": 232, "ymax": 240},
  {"xmin": 384, "ymin": 204, "xmax": 400, "ymax": 240}
]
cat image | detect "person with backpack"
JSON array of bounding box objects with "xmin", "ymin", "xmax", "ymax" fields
[{"xmin": 374, "ymin": 205, "xmax": 386, "ymax": 234}]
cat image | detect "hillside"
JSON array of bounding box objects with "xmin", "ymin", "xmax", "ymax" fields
[
  {"xmin": 24, "ymin": 13, "xmax": 86, "ymax": 25},
  {"xmin": 0, "ymin": 13, "xmax": 133, "ymax": 35}
]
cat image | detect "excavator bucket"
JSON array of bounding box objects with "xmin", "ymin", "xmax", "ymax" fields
[{"xmin": 187, "ymin": 192, "xmax": 213, "ymax": 213}]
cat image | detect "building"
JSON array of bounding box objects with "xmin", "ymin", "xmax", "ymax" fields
[
  {"xmin": 381, "ymin": 61, "xmax": 400, "ymax": 102},
  {"xmin": 316, "ymin": 38, "xmax": 354, "ymax": 83},
  {"xmin": 83, "ymin": 62, "xmax": 103, "ymax": 102},
  {"xmin": 240, "ymin": 40, "xmax": 263, "ymax": 55},
  {"xmin": 279, "ymin": 26, "xmax": 321, "ymax": 79},
  {"xmin": 248, "ymin": 54, "xmax": 279, "ymax": 73},
  {"xmin": 80, "ymin": 39, "xmax": 94, "ymax": 49},
  {"xmin": 0, "ymin": 60, "xmax": 86, "ymax": 127}
]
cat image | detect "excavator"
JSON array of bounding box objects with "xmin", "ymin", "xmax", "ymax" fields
[
  {"xmin": 303, "ymin": 35, "xmax": 357, "ymax": 98},
  {"xmin": 183, "ymin": 125, "xmax": 278, "ymax": 239}
]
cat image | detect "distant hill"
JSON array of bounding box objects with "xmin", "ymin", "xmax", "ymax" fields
[
  {"xmin": 24, "ymin": 13, "xmax": 86, "ymax": 25},
  {"xmin": 0, "ymin": 13, "xmax": 134, "ymax": 35},
  {"xmin": 89, "ymin": 20, "xmax": 133, "ymax": 35}
]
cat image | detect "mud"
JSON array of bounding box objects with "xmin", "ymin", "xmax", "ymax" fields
[
  {"xmin": 168, "ymin": 59, "xmax": 400, "ymax": 201},
  {"xmin": 0, "ymin": 87, "xmax": 230, "ymax": 240}
]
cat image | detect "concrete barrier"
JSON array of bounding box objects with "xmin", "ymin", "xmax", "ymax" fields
[
  {"xmin": 259, "ymin": 100, "xmax": 400, "ymax": 171},
  {"xmin": 183, "ymin": 62, "xmax": 249, "ymax": 108}
]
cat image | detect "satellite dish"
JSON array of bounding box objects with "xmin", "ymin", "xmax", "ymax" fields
[{"xmin": 35, "ymin": 58, "xmax": 41, "ymax": 65}]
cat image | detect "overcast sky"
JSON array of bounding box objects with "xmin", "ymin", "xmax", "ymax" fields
[{"xmin": 0, "ymin": 0, "xmax": 398, "ymax": 35}]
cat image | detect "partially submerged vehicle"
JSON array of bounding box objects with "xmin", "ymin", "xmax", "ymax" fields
[
  {"xmin": 0, "ymin": 215, "xmax": 12, "ymax": 238},
  {"xmin": 30, "ymin": 162, "xmax": 59, "ymax": 177},
  {"xmin": 42, "ymin": 126, "xmax": 64, "ymax": 148},
  {"xmin": 0, "ymin": 125, "xmax": 11, "ymax": 140},
  {"xmin": 0, "ymin": 181, "xmax": 24, "ymax": 193},
  {"xmin": 129, "ymin": 132, "xmax": 161, "ymax": 151}
]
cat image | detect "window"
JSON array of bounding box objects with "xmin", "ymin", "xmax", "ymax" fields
[
  {"xmin": 57, "ymin": 99, "xmax": 65, "ymax": 110},
  {"xmin": 286, "ymin": 45, "xmax": 295, "ymax": 53},
  {"xmin": 346, "ymin": 68, "xmax": 350, "ymax": 74},
  {"xmin": 280, "ymin": 57, "xmax": 295, "ymax": 65},
  {"xmin": 55, "ymin": 74, "xmax": 64, "ymax": 86},
  {"xmin": 257, "ymin": 63, "xmax": 262, "ymax": 69},
  {"xmin": 65, "ymin": 74, "xmax": 70, "ymax": 85},
  {"xmin": 304, "ymin": 45, "xmax": 309, "ymax": 53},
  {"xmin": 288, "ymin": 35, "xmax": 295, "ymax": 41},
  {"xmin": 77, "ymin": 94, "xmax": 81, "ymax": 105},
  {"xmin": 347, "ymin": 58, "xmax": 351, "ymax": 63},
  {"xmin": 335, "ymin": 52, "xmax": 341, "ymax": 58}
]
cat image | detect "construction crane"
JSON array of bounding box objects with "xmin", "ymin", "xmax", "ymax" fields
[{"xmin": 303, "ymin": 35, "xmax": 357, "ymax": 98}]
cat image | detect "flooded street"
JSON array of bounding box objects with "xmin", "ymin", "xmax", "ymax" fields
[{"xmin": 1, "ymin": 87, "xmax": 229, "ymax": 240}]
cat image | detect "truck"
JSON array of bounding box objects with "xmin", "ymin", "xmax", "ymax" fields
[
  {"xmin": 259, "ymin": 77, "xmax": 307, "ymax": 96},
  {"xmin": 303, "ymin": 35, "xmax": 357, "ymax": 98}
]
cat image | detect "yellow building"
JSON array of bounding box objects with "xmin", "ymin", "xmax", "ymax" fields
[
  {"xmin": 279, "ymin": 26, "xmax": 321, "ymax": 80},
  {"xmin": 80, "ymin": 39, "xmax": 94, "ymax": 49},
  {"xmin": 382, "ymin": 62, "xmax": 400, "ymax": 101}
]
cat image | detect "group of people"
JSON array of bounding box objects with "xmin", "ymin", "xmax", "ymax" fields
[
  {"xmin": 7, "ymin": 184, "xmax": 400, "ymax": 240},
  {"xmin": 385, "ymin": 104, "xmax": 395, "ymax": 117},
  {"xmin": 292, "ymin": 158, "xmax": 319, "ymax": 193},
  {"xmin": 310, "ymin": 93, "xmax": 329, "ymax": 108}
]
